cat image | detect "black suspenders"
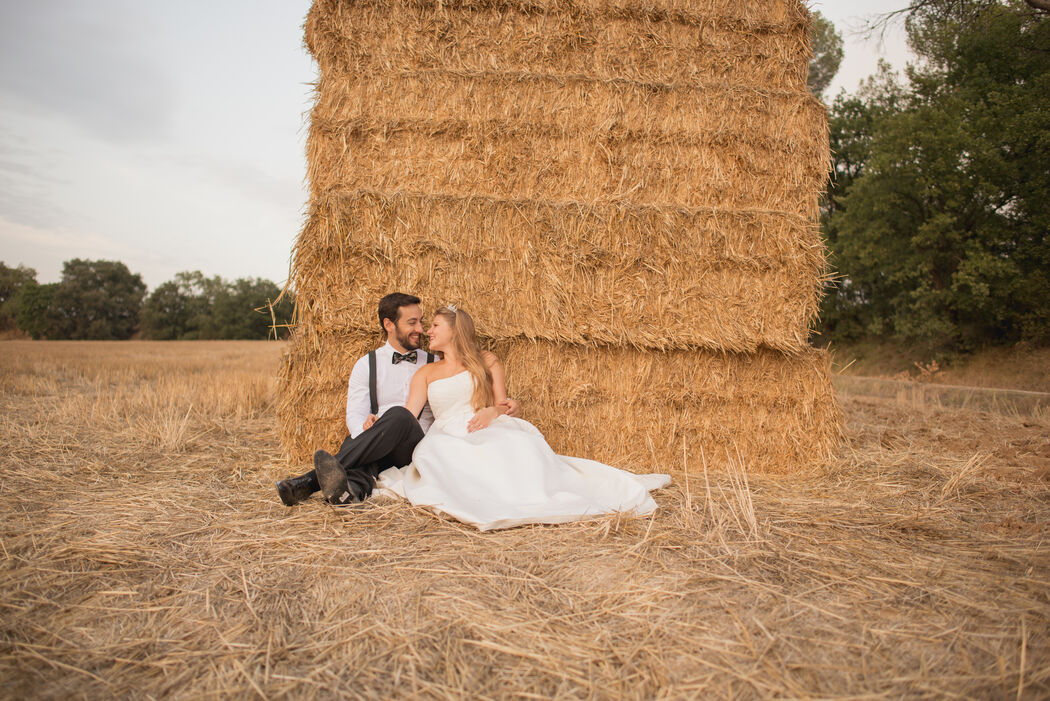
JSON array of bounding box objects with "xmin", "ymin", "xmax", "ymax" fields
[
  {"xmin": 367, "ymin": 350, "xmax": 379, "ymax": 415},
  {"xmin": 367, "ymin": 350, "xmax": 436, "ymax": 417}
]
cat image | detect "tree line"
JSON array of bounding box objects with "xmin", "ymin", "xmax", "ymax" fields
[
  {"xmin": 0, "ymin": 259, "xmax": 294, "ymax": 340},
  {"xmin": 814, "ymin": 0, "xmax": 1049, "ymax": 353}
]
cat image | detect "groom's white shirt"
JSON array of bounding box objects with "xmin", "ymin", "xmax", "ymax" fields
[{"xmin": 346, "ymin": 341, "xmax": 435, "ymax": 439}]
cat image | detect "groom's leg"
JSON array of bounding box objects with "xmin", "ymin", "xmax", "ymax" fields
[
  {"xmin": 380, "ymin": 423, "xmax": 422, "ymax": 470},
  {"xmin": 349, "ymin": 431, "xmax": 419, "ymax": 500},
  {"xmin": 317, "ymin": 407, "xmax": 423, "ymax": 504},
  {"xmin": 275, "ymin": 469, "xmax": 321, "ymax": 506},
  {"xmin": 354, "ymin": 412, "xmax": 424, "ymax": 497},
  {"xmin": 333, "ymin": 406, "xmax": 424, "ymax": 472}
]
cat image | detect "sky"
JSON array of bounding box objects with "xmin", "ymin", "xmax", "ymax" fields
[{"xmin": 0, "ymin": 0, "xmax": 913, "ymax": 289}]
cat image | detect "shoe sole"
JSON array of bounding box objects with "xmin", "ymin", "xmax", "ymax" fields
[{"xmin": 314, "ymin": 451, "xmax": 355, "ymax": 505}]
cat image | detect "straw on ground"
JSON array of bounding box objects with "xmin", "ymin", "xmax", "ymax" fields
[{"xmin": 2, "ymin": 340, "xmax": 1047, "ymax": 697}]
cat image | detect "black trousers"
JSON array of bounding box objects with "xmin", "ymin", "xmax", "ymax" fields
[{"xmin": 305, "ymin": 406, "xmax": 425, "ymax": 498}]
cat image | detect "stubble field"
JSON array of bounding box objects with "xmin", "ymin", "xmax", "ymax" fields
[{"xmin": 1, "ymin": 340, "xmax": 1048, "ymax": 699}]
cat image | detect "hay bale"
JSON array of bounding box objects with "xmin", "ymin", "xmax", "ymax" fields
[
  {"xmin": 279, "ymin": 0, "xmax": 842, "ymax": 473},
  {"xmin": 279, "ymin": 331, "xmax": 841, "ymax": 474},
  {"xmin": 307, "ymin": 82, "xmax": 826, "ymax": 216},
  {"xmin": 307, "ymin": 1, "xmax": 810, "ymax": 91},
  {"xmin": 292, "ymin": 191, "xmax": 824, "ymax": 351}
]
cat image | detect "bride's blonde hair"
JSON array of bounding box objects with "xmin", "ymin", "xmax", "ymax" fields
[{"xmin": 434, "ymin": 305, "xmax": 494, "ymax": 412}]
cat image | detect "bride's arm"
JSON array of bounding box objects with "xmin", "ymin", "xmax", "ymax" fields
[
  {"xmin": 404, "ymin": 365, "xmax": 430, "ymax": 418},
  {"xmin": 486, "ymin": 351, "xmax": 522, "ymax": 417},
  {"xmin": 485, "ymin": 351, "xmax": 508, "ymax": 404},
  {"xmin": 467, "ymin": 352, "xmax": 508, "ymax": 432}
]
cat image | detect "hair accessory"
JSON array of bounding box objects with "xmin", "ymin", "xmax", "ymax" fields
[{"xmin": 447, "ymin": 303, "xmax": 458, "ymax": 313}]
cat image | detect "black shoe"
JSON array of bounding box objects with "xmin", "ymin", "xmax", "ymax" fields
[
  {"xmin": 275, "ymin": 473, "xmax": 318, "ymax": 506},
  {"xmin": 314, "ymin": 450, "xmax": 363, "ymax": 505}
]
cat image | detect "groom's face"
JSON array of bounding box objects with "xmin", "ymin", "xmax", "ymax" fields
[{"xmin": 387, "ymin": 303, "xmax": 424, "ymax": 351}]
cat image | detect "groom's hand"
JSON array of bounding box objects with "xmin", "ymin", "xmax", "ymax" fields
[
  {"xmin": 499, "ymin": 398, "xmax": 521, "ymax": 418},
  {"xmin": 362, "ymin": 414, "xmax": 378, "ymax": 431}
]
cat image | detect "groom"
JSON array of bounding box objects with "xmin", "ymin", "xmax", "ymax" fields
[{"xmin": 276, "ymin": 292, "xmax": 520, "ymax": 506}]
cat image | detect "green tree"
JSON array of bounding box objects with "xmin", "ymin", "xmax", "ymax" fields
[
  {"xmin": 819, "ymin": 64, "xmax": 911, "ymax": 341},
  {"xmin": 160, "ymin": 271, "xmax": 225, "ymax": 339},
  {"xmin": 141, "ymin": 281, "xmax": 189, "ymax": 340},
  {"xmin": 50, "ymin": 259, "xmax": 147, "ymax": 339},
  {"xmin": 809, "ymin": 10, "xmax": 845, "ymax": 99},
  {"xmin": 211, "ymin": 277, "xmax": 292, "ymax": 339},
  {"xmin": 16, "ymin": 282, "xmax": 62, "ymax": 339},
  {"xmin": 142, "ymin": 271, "xmax": 294, "ymax": 340},
  {"xmin": 0, "ymin": 262, "xmax": 37, "ymax": 332},
  {"xmin": 141, "ymin": 270, "xmax": 223, "ymax": 339},
  {"xmin": 821, "ymin": 1, "xmax": 1050, "ymax": 350},
  {"xmin": 881, "ymin": 0, "xmax": 1049, "ymax": 25}
]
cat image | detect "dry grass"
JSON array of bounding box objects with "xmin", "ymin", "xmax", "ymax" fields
[
  {"xmin": 832, "ymin": 342, "xmax": 1050, "ymax": 394},
  {"xmin": 2, "ymin": 340, "xmax": 1049, "ymax": 698}
]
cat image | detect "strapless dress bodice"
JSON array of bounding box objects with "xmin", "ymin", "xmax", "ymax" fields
[{"xmin": 427, "ymin": 371, "xmax": 476, "ymax": 423}]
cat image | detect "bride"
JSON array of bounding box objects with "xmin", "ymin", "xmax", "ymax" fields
[{"xmin": 376, "ymin": 304, "xmax": 670, "ymax": 531}]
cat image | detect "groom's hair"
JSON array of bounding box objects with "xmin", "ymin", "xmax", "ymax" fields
[{"xmin": 377, "ymin": 292, "xmax": 421, "ymax": 331}]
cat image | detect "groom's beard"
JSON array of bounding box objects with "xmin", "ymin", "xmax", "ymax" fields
[{"xmin": 396, "ymin": 328, "xmax": 423, "ymax": 351}]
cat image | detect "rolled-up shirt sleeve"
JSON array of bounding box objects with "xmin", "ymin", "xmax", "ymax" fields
[{"xmin": 345, "ymin": 356, "xmax": 370, "ymax": 439}]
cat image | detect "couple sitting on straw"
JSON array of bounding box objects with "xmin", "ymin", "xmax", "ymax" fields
[{"xmin": 276, "ymin": 293, "xmax": 669, "ymax": 531}]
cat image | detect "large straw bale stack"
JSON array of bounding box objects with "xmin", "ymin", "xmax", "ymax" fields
[{"xmin": 279, "ymin": 0, "xmax": 843, "ymax": 474}]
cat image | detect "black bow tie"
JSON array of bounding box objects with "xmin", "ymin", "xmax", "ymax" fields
[{"xmin": 392, "ymin": 350, "xmax": 418, "ymax": 365}]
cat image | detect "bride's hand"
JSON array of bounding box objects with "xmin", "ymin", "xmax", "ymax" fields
[
  {"xmin": 467, "ymin": 406, "xmax": 501, "ymax": 432},
  {"xmin": 498, "ymin": 398, "xmax": 521, "ymax": 418}
]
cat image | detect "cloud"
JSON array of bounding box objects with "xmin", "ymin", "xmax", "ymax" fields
[
  {"xmin": 158, "ymin": 151, "xmax": 306, "ymax": 210},
  {"xmin": 0, "ymin": 213, "xmax": 143, "ymax": 281},
  {"xmin": 0, "ymin": 123, "xmax": 72, "ymax": 228},
  {"xmin": 0, "ymin": 1, "xmax": 175, "ymax": 144},
  {"xmin": 0, "ymin": 1, "xmax": 309, "ymax": 290}
]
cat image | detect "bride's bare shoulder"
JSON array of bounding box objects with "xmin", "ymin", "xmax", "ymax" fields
[{"xmin": 415, "ymin": 362, "xmax": 438, "ymax": 380}]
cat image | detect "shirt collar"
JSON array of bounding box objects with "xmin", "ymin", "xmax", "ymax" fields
[{"xmin": 381, "ymin": 341, "xmax": 420, "ymax": 360}]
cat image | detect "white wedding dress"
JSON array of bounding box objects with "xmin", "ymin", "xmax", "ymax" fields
[{"xmin": 377, "ymin": 371, "xmax": 670, "ymax": 531}]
